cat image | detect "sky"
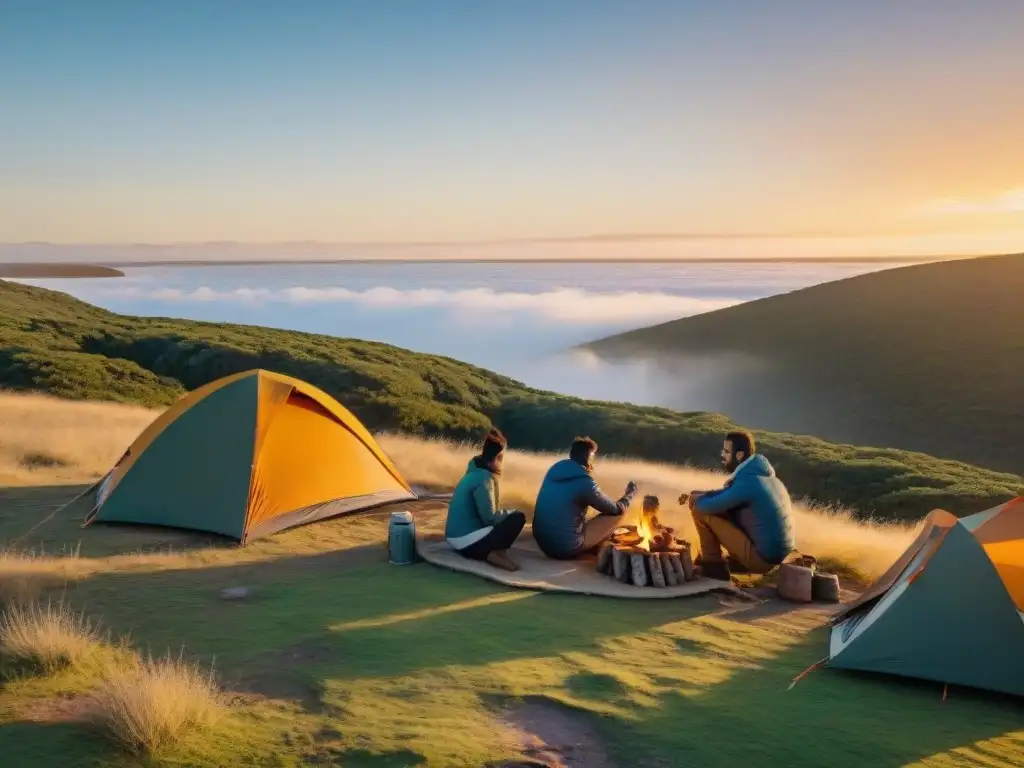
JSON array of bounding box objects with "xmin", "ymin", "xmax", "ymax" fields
[{"xmin": 2, "ymin": 1, "xmax": 1024, "ymax": 251}]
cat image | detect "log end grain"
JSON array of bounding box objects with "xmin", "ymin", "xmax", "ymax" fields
[
  {"xmin": 648, "ymin": 553, "xmax": 666, "ymax": 587},
  {"xmin": 659, "ymin": 552, "xmax": 679, "ymax": 586},
  {"xmin": 812, "ymin": 571, "xmax": 841, "ymax": 603},
  {"xmin": 777, "ymin": 563, "xmax": 814, "ymax": 603},
  {"xmin": 664, "ymin": 551, "xmax": 684, "ymax": 583},
  {"xmin": 612, "ymin": 547, "xmax": 631, "ymax": 583},
  {"xmin": 680, "ymin": 548, "xmax": 695, "ymax": 582},
  {"xmin": 630, "ymin": 552, "xmax": 650, "ymax": 587}
]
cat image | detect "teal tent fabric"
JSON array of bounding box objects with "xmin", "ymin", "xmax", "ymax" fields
[{"xmin": 829, "ymin": 522, "xmax": 1024, "ymax": 697}]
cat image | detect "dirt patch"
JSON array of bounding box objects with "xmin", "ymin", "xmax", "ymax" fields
[
  {"xmin": 715, "ymin": 585, "xmax": 850, "ymax": 627},
  {"xmin": 492, "ymin": 698, "xmax": 617, "ymax": 768},
  {"xmin": 233, "ymin": 670, "xmax": 332, "ymax": 715},
  {"xmin": 232, "ymin": 639, "xmax": 344, "ymax": 715}
]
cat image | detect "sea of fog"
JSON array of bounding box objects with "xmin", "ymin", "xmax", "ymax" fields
[{"xmin": 14, "ymin": 259, "xmax": 909, "ymax": 412}]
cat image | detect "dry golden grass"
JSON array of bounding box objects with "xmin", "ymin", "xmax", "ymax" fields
[
  {"xmin": 89, "ymin": 651, "xmax": 227, "ymax": 755},
  {"xmin": 0, "ymin": 392, "xmax": 917, "ymax": 582},
  {"xmin": 0, "ymin": 600, "xmax": 102, "ymax": 673},
  {"xmin": 0, "ymin": 392, "xmax": 154, "ymax": 486}
]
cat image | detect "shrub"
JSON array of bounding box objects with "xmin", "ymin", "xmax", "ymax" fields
[
  {"xmin": 90, "ymin": 651, "xmax": 226, "ymax": 755},
  {"xmin": 0, "ymin": 600, "xmax": 101, "ymax": 673}
]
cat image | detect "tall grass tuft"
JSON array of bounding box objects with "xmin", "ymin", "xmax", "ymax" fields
[
  {"xmin": 0, "ymin": 600, "xmax": 101, "ymax": 673},
  {"xmin": 90, "ymin": 651, "xmax": 227, "ymax": 755}
]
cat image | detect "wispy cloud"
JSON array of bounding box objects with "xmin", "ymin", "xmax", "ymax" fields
[{"xmin": 915, "ymin": 187, "xmax": 1024, "ymax": 216}]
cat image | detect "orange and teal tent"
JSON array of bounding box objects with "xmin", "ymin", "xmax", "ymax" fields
[
  {"xmin": 827, "ymin": 497, "xmax": 1024, "ymax": 697},
  {"xmin": 85, "ymin": 369, "xmax": 416, "ymax": 543}
]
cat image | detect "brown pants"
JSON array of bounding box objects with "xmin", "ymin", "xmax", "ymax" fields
[
  {"xmin": 580, "ymin": 513, "xmax": 625, "ymax": 553},
  {"xmin": 691, "ymin": 509, "xmax": 773, "ymax": 574}
]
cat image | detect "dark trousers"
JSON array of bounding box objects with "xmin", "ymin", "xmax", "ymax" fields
[{"xmin": 458, "ymin": 511, "xmax": 526, "ymax": 560}]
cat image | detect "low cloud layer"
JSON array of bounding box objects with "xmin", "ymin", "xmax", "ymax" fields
[
  {"xmin": 10, "ymin": 259, "xmax": 877, "ymax": 412},
  {"xmin": 93, "ymin": 283, "xmax": 739, "ymax": 326}
]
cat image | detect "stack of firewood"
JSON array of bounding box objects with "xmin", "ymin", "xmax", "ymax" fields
[{"xmin": 595, "ymin": 533, "xmax": 697, "ymax": 588}]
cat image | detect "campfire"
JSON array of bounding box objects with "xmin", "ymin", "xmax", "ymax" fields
[{"xmin": 595, "ymin": 495, "xmax": 697, "ymax": 587}]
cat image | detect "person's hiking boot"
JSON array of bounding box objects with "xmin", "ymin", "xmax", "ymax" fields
[
  {"xmin": 486, "ymin": 550, "xmax": 520, "ymax": 572},
  {"xmin": 698, "ymin": 558, "xmax": 731, "ymax": 581}
]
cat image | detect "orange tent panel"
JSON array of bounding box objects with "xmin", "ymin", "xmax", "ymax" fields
[
  {"xmin": 972, "ymin": 497, "xmax": 1024, "ymax": 610},
  {"xmin": 245, "ymin": 389, "xmax": 412, "ymax": 539}
]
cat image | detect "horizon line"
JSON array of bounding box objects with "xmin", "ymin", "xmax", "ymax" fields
[
  {"xmin": 1, "ymin": 229, "xmax": 958, "ymax": 248},
  {"xmin": 2, "ymin": 255, "xmax": 1005, "ymax": 270}
]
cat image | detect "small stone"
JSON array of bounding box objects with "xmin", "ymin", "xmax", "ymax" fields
[{"xmin": 221, "ymin": 587, "xmax": 250, "ymax": 600}]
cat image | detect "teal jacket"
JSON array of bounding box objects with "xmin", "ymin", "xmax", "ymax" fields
[
  {"xmin": 444, "ymin": 458, "xmax": 507, "ymax": 550},
  {"xmin": 532, "ymin": 458, "xmax": 635, "ymax": 559},
  {"xmin": 693, "ymin": 453, "xmax": 795, "ymax": 564}
]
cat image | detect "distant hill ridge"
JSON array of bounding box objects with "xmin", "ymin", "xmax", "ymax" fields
[
  {"xmin": 586, "ymin": 253, "xmax": 1024, "ymax": 475},
  {"xmin": 0, "ymin": 277, "xmax": 1020, "ymax": 521}
]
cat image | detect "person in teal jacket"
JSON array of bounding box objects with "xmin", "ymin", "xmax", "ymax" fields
[
  {"xmin": 532, "ymin": 436, "xmax": 639, "ymax": 560},
  {"xmin": 683, "ymin": 430, "xmax": 795, "ymax": 581},
  {"xmin": 444, "ymin": 428, "xmax": 525, "ymax": 571}
]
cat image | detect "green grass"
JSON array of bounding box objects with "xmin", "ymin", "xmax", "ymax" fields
[
  {"xmin": 0, "ymin": 486, "xmax": 1021, "ymax": 767},
  {"xmin": 587, "ymin": 252, "xmax": 1024, "ymax": 476},
  {"xmin": 2, "ymin": 277, "xmax": 1021, "ymax": 521}
]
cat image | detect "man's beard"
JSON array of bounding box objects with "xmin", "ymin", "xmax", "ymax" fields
[{"xmin": 723, "ymin": 457, "xmax": 739, "ymax": 473}]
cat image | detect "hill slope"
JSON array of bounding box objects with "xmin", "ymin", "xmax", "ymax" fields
[
  {"xmin": 1, "ymin": 278, "xmax": 1021, "ymax": 521},
  {"xmin": 586, "ymin": 253, "xmax": 1024, "ymax": 474}
]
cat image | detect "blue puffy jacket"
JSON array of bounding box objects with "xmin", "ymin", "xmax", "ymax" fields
[
  {"xmin": 693, "ymin": 453, "xmax": 795, "ymax": 564},
  {"xmin": 532, "ymin": 458, "xmax": 635, "ymax": 559}
]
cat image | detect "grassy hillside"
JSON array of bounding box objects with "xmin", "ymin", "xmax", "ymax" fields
[
  {"xmin": 586, "ymin": 252, "xmax": 1024, "ymax": 474},
  {"xmin": 1, "ymin": 278, "xmax": 1021, "ymax": 521}
]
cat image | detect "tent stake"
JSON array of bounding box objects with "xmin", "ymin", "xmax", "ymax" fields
[
  {"xmin": 942, "ymin": 683, "xmax": 948, "ymax": 701},
  {"xmin": 788, "ymin": 657, "xmax": 829, "ymax": 690}
]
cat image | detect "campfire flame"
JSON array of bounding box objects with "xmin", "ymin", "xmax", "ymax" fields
[
  {"xmin": 610, "ymin": 495, "xmax": 685, "ymax": 554},
  {"xmin": 636, "ymin": 496, "xmax": 668, "ymax": 552},
  {"xmin": 636, "ymin": 506, "xmax": 655, "ymax": 551}
]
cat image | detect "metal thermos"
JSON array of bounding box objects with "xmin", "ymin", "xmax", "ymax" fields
[{"xmin": 387, "ymin": 510, "xmax": 417, "ymax": 565}]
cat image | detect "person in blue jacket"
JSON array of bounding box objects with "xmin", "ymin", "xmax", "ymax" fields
[
  {"xmin": 444, "ymin": 428, "xmax": 525, "ymax": 571},
  {"xmin": 532, "ymin": 436, "xmax": 639, "ymax": 560},
  {"xmin": 683, "ymin": 430, "xmax": 795, "ymax": 581}
]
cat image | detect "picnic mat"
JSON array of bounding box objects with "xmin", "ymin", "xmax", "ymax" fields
[{"xmin": 417, "ymin": 536, "xmax": 738, "ymax": 599}]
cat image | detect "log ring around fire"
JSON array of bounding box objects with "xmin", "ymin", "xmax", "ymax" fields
[{"xmin": 597, "ymin": 527, "xmax": 697, "ymax": 588}]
